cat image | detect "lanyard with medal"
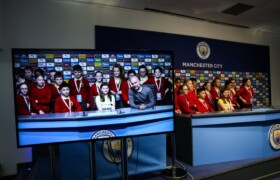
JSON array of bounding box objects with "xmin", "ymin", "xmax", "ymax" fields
[
  {"xmin": 62, "ymin": 97, "xmax": 72, "ymax": 113},
  {"xmin": 75, "ymin": 78, "xmax": 82, "ymax": 102},
  {"xmin": 115, "ymin": 78, "xmax": 121, "ymax": 101}
]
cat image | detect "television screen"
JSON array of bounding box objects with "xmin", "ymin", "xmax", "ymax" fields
[{"xmin": 12, "ymin": 49, "xmax": 174, "ymax": 147}]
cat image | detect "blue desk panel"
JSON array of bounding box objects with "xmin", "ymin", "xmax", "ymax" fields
[
  {"xmin": 175, "ymin": 108, "xmax": 280, "ymax": 166},
  {"xmin": 17, "ymin": 105, "xmax": 173, "ymax": 146}
]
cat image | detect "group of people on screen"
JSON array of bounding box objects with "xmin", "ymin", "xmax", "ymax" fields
[
  {"xmin": 174, "ymin": 77, "xmax": 255, "ymax": 114},
  {"xmin": 15, "ymin": 64, "xmax": 173, "ymax": 115}
]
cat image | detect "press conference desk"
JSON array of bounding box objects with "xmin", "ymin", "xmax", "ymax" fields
[
  {"xmin": 175, "ymin": 107, "xmax": 280, "ymax": 166},
  {"xmin": 17, "ymin": 105, "xmax": 173, "ymax": 146}
]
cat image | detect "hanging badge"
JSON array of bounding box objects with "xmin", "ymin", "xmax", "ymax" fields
[
  {"xmin": 76, "ymin": 94, "xmax": 82, "ymax": 102},
  {"xmin": 116, "ymin": 94, "xmax": 120, "ymax": 101},
  {"xmin": 157, "ymin": 93, "xmax": 162, "ymax": 101}
]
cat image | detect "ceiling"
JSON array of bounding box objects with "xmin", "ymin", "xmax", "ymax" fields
[{"xmin": 63, "ymin": 0, "xmax": 280, "ymax": 35}]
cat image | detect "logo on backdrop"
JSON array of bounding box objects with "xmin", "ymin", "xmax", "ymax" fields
[
  {"xmin": 196, "ymin": 41, "xmax": 210, "ymax": 60},
  {"xmin": 269, "ymin": 124, "xmax": 280, "ymax": 150},
  {"xmin": 91, "ymin": 130, "xmax": 116, "ymax": 139},
  {"xmin": 102, "ymin": 138, "xmax": 133, "ymax": 163}
]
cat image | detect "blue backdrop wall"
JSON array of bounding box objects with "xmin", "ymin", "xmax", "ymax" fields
[{"xmin": 95, "ymin": 26, "xmax": 271, "ymax": 106}]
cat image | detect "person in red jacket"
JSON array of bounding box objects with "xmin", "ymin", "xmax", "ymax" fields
[
  {"xmin": 121, "ymin": 70, "xmax": 137, "ymax": 106},
  {"xmin": 68, "ymin": 65, "xmax": 90, "ymax": 108},
  {"xmin": 54, "ymin": 84, "xmax": 82, "ymax": 113},
  {"xmin": 152, "ymin": 66, "xmax": 169, "ymax": 104},
  {"xmin": 30, "ymin": 75, "xmax": 52, "ymax": 114},
  {"xmin": 177, "ymin": 84, "xmax": 197, "ymax": 114},
  {"xmin": 24, "ymin": 65, "xmax": 34, "ymax": 91},
  {"xmin": 203, "ymin": 82, "xmax": 214, "ymax": 109},
  {"xmin": 50, "ymin": 72, "xmax": 66, "ymax": 100},
  {"xmin": 138, "ymin": 65, "xmax": 153, "ymax": 85},
  {"xmin": 89, "ymin": 71, "xmax": 103, "ymax": 110},
  {"xmin": 196, "ymin": 88, "xmax": 215, "ymax": 113},
  {"xmin": 109, "ymin": 64, "xmax": 124, "ymax": 108},
  {"xmin": 210, "ymin": 77, "xmax": 221, "ymax": 100},
  {"xmin": 184, "ymin": 79, "xmax": 198, "ymax": 110},
  {"xmin": 225, "ymin": 79, "xmax": 240, "ymax": 108},
  {"xmin": 16, "ymin": 83, "xmax": 37, "ymax": 115},
  {"xmin": 236, "ymin": 78, "xmax": 255, "ymax": 108}
]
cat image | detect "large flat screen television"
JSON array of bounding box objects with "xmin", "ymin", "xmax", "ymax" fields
[{"xmin": 12, "ymin": 49, "xmax": 174, "ymax": 147}]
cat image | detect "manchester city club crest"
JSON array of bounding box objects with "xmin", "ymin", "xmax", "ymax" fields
[
  {"xmin": 102, "ymin": 138, "xmax": 133, "ymax": 163},
  {"xmin": 91, "ymin": 130, "xmax": 116, "ymax": 139},
  {"xmin": 196, "ymin": 41, "xmax": 211, "ymax": 59},
  {"xmin": 269, "ymin": 124, "xmax": 280, "ymax": 150}
]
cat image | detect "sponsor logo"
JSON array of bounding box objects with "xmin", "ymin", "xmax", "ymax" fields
[
  {"xmin": 78, "ymin": 54, "xmax": 86, "ymax": 58},
  {"xmin": 28, "ymin": 54, "xmax": 37, "ymax": 58},
  {"xmin": 269, "ymin": 124, "xmax": 280, "ymax": 150},
  {"xmin": 71, "ymin": 58, "xmax": 79, "ymax": 62},
  {"xmin": 63, "ymin": 71, "xmax": 71, "ymax": 75},
  {"xmin": 62, "ymin": 54, "xmax": 70, "ymax": 58},
  {"xmin": 196, "ymin": 41, "xmax": 211, "ymax": 59},
  {"xmin": 87, "ymin": 66, "xmax": 94, "ymax": 71},
  {"xmin": 124, "ymin": 66, "xmax": 131, "ymax": 70},
  {"xmin": 54, "ymin": 58, "xmax": 63, "ymax": 63},
  {"xmin": 38, "ymin": 63, "xmax": 46, "ymax": 67},
  {"xmin": 47, "ymin": 63, "xmax": 54, "ymax": 67},
  {"xmin": 46, "ymin": 54, "xmax": 54, "ymax": 59},
  {"xmin": 55, "ymin": 67, "xmax": 63, "ymax": 71},
  {"xmin": 102, "ymin": 54, "xmax": 109, "ymax": 58},
  {"xmin": 102, "ymin": 138, "xmax": 133, "ymax": 163},
  {"xmin": 79, "ymin": 62, "xmax": 87, "ymax": 67}
]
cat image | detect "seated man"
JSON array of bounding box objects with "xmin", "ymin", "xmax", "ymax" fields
[{"xmin": 129, "ymin": 76, "xmax": 155, "ymax": 110}]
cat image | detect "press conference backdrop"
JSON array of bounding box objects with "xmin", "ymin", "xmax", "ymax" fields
[{"xmin": 95, "ymin": 26, "xmax": 271, "ymax": 106}]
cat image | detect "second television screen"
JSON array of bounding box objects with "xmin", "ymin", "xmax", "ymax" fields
[{"xmin": 13, "ymin": 49, "xmax": 174, "ymax": 147}]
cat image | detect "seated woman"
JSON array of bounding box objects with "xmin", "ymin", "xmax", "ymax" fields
[
  {"xmin": 217, "ymin": 88, "xmax": 234, "ymax": 111},
  {"xmin": 95, "ymin": 82, "xmax": 115, "ymax": 111}
]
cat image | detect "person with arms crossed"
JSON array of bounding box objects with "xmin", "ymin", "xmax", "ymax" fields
[
  {"xmin": 129, "ymin": 76, "xmax": 155, "ymax": 110},
  {"xmin": 177, "ymin": 84, "xmax": 197, "ymax": 114}
]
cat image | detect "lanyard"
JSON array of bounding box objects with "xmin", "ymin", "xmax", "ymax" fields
[
  {"xmin": 206, "ymin": 92, "xmax": 213, "ymax": 103},
  {"xmin": 74, "ymin": 78, "xmax": 82, "ymax": 93},
  {"xmin": 96, "ymin": 82, "xmax": 101, "ymax": 94},
  {"xmin": 154, "ymin": 77, "xmax": 162, "ymax": 91},
  {"xmin": 246, "ymin": 87, "xmax": 253, "ymax": 98},
  {"xmin": 62, "ymin": 97, "xmax": 72, "ymax": 113},
  {"xmin": 183, "ymin": 95, "xmax": 189, "ymax": 107},
  {"xmin": 114, "ymin": 77, "xmax": 121, "ymax": 92},
  {"xmin": 215, "ymin": 87, "xmax": 220, "ymax": 97},
  {"xmin": 201, "ymin": 100, "xmax": 209, "ymax": 111},
  {"xmin": 22, "ymin": 95, "xmax": 30, "ymax": 112}
]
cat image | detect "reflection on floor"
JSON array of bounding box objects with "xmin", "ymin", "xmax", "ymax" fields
[{"xmin": 13, "ymin": 154, "xmax": 280, "ymax": 180}]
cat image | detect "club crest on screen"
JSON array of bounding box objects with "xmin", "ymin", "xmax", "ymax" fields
[
  {"xmin": 269, "ymin": 124, "xmax": 280, "ymax": 150},
  {"xmin": 102, "ymin": 138, "xmax": 133, "ymax": 163},
  {"xmin": 197, "ymin": 41, "xmax": 211, "ymax": 60},
  {"xmin": 91, "ymin": 130, "xmax": 116, "ymax": 139}
]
